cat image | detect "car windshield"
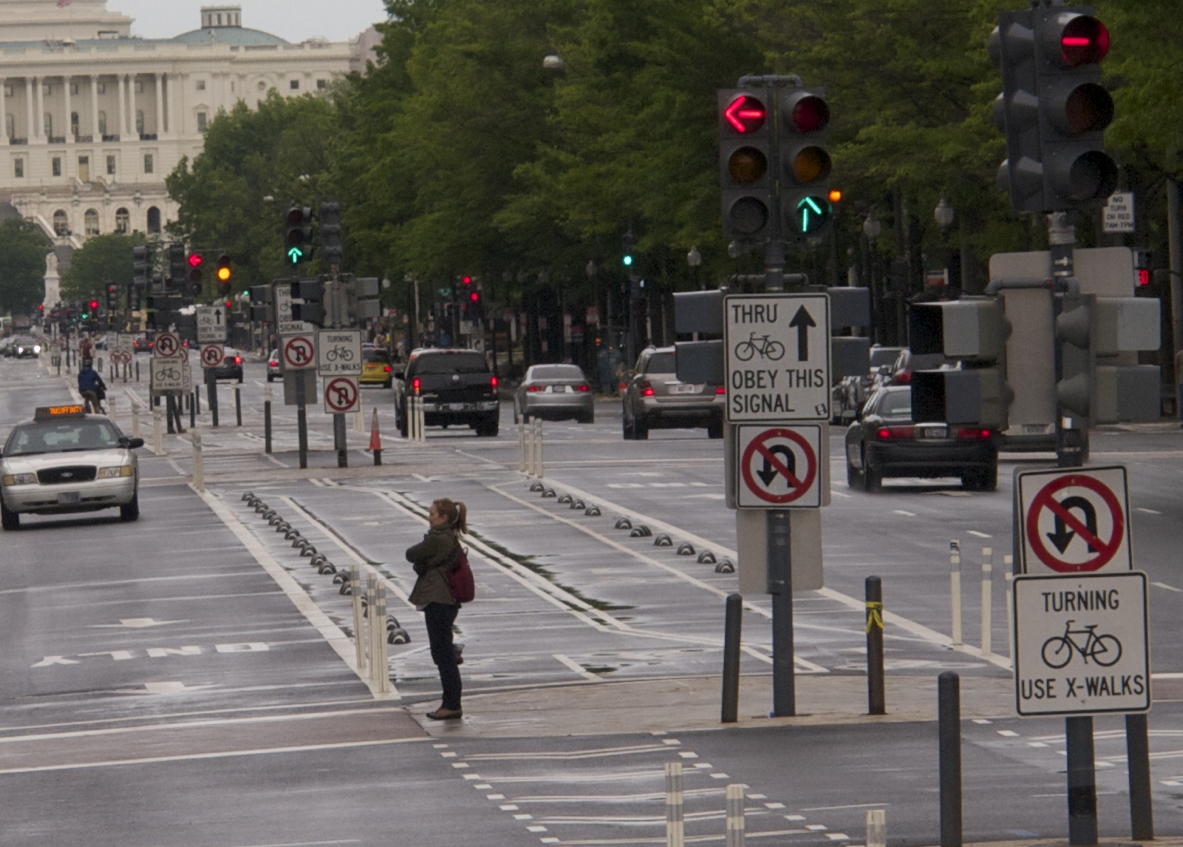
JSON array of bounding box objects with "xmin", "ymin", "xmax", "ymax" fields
[
  {"xmin": 531, "ymin": 365, "xmax": 583, "ymax": 381},
  {"xmin": 414, "ymin": 353, "xmax": 487, "ymax": 374},
  {"xmin": 644, "ymin": 352, "xmax": 675, "ymax": 374},
  {"xmin": 4, "ymin": 419, "xmax": 123, "ymax": 456},
  {"xmin": 905, "ymin": 352, "xmax": 949, "ymax": 371},
  {"xmin": 870, "ymin": 348, "xmax": 901, "ymax": 368},
  {"xmin": 876, "ymin": 390, "xmax": 912, "ymax": 419},
  {"xmin": 363, "ymin": 349, "xmax": 391, "ymax": 364}
]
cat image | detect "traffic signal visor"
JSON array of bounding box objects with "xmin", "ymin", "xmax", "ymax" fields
[{"xmin": 718, "ymin": 89, "xmax": 772, "ymax": 242}]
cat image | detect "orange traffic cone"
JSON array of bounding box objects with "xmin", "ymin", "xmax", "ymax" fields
[{"xmin": 369, "ymin": 408, "xmax": 382, "ymax": 465}]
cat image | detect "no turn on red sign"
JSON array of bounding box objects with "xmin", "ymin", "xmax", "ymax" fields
[
  {"xmin": 1017, "ymin": 466, "xmax": 1132, "ymax": 575},
  {"xmin": 735, "ymin": 424, "xmax": 829, "ymax": 508}
]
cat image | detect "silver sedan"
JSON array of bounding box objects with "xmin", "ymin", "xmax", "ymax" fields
[
  {"xmin": 0, "ymin": 405, "xmax": 144, "ymax": 529},
  {"xmin": 513, "ymin": 364, "xmax": 595, "ymax": 424}
]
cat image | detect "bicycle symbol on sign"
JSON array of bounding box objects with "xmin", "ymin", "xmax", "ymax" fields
[
  {"xmin": 325, "ymin": 346, "xmax": 355, "ymax": 363},
  {"xmin": 1040, "ymin": 619, "xmax": 1122, "ymax": 669},
  {"xmin": 733, "ymin": 331, "xmax": 785, "ymax": 362}
]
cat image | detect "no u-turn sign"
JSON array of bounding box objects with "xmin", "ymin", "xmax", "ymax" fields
[{"xmin": 735, "ymin": 424, "xmax": 829, "ymax": 508}]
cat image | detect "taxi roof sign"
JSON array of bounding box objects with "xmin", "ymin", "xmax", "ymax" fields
[{"xmin": 35, "ymin": 404, "xmax": 86, "ymax": 420}]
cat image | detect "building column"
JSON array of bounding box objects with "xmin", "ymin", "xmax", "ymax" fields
[
  {"xmin": 25, "ymin": 77, "xmax": 36, "ymax": 141},
  {"xmin": 127, "ymin": 73, "xmax": 137, "ymax": 137},
  {"xmin": 117, "ymin": 73, "xmax": 126, "ymax": 138},
  {"xmin": 0, "ymin": 77, "xmax": 8, "ymax": 145},
  {"xmin": 153, "ymin": 72, "xmax": 163, "ymax": 136},
  {"xmin": 167, "ymin": 72, "xmax": 180, "ymax": 136},
  {"xmin": 63, "ymin": 74, "xmax": 72, "ymax": 140},
  {"xmin": 89, "ymin": 75, "xmax": 99, "ymax": 139}
]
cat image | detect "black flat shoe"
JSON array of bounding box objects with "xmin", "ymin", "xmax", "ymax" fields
[{"xmin": 425, "ymin": 708, "xmax": 463, "ymax": 721}]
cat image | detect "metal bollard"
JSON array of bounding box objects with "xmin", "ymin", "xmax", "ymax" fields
[
  {"xmin": 725, "ymin": 783, "xmax": 745, "ymax": 847},
  {"xmin": 413, "ymin": 396, "xmax": 426, "ymax": 442},
  {"xmin": 866, "ymin": 576, "xmax": 885, "ymax": 715},
  {"xmin": 980, "ymin": 548, "xmax": 993, "ymax": 657},
  {"xmin": 191, "ymin": 432, "xmax": 204, "ymax": 492},
  {"xmin": 350, "ymin": 567, "xmax": 365, "ymax": 673},
  {"xmin": 665, "ymin": 762, "xmax": 684, "ymax": 847},
  {"xmin": 264, "ymin": 385, "xmax": 273, "ymax": 454},
  {"xmin": 152, "ymin": 407, "xmax": 163, "ymax": 454},
  {"xmin": 131, "ymin": 401, "xmax": 141, "ymax": 438},
  {"xmin": 1004, "ymin": 558, "xmax": 1015, "ymax": 664},
  {"xmin": 234, "ymin": 386, "xmax": 242, "ymax": 426},
  {"xmin": 721, "ymin": 593, "xmax": 742, "ymax": 723},
  {"xmin": 949, "ymin": 540, "xmax": 963, "ymax": 646},
  {"xmin": 939, "ymin": 671, "xmax": 963, "ymax": 847}
]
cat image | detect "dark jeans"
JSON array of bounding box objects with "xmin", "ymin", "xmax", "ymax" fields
[{"xmin": 424, "ymin": 602, "xmax": 461, "ymax": 710}]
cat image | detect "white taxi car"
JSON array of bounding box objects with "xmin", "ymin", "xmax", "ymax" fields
[{"xmin": 0, "ymin": 405, "xmax": 144, "ymax": 529}]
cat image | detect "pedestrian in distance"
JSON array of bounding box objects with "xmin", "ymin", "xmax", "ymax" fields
[
  {"xmin": 406, "ymin": 497, "xmax": 467, "ymax": 720},
  {"xmin": 77, "ymin": 358, "xmax": 107, "ymax": 414}
]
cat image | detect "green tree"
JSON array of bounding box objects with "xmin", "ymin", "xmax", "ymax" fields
[
  {"xmin": 59, "ymin": 233, "xmax": 144, "ymax": 303},
  {"xmin": 0, "ymin": 219, "xmax": 51, "ymax": 315}
]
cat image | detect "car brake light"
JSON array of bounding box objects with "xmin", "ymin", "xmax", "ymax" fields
[
  {"xmin": 233, "ymin": 356, "xmax": 242, "ymax": 365},
  {"xmin": 875, "ymin": 425, "xmax": 915, "ymax": 440},
  {"xmin": 893, "ymin": 371, "xmax": 911, "ymax": 385},
  {"xmin": 268, "ymin": 360, "xmax": 277, "ymax": 367},
  {"xmin": 576, "ymin": 384, "xmax": 590, "ymax": 392},
  {"xmin": 714, "ymin": 386, "xmax": 726, "ymax": 395},
  {"xmin": 490, "ymin": 375, "xmax": 499, "ymax": 389},
  {"xmin": 956, "ymin": 427, "xmax": 993, "ymax": 441},
  {"xmin": 641, "ymin": 381, "xmax": 655, "ymax": 397},
  {"xmin": 411, "ymin": 377, "xmax": 421, "ymax": 395},
  {"xmin": 527, "ymin": 385, "xmax": 545, "ymax": 392},
  {"xmin": 383, "ymin": 365, "xmax": 392, "ymax": 373}
]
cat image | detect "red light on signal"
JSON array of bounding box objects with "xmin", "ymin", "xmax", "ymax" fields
[
  {"xmin": 461, "ymin": 275, "xmax": 473, "ymax": 285},
  {"xmin": 469, "ymin": 291, "xmax": 480, "ymax": 303},
  {"xmin": 88, "ymin": 299, "xmax": 99, "ymax": 310},
  {"xmin": 1059, "ymin": 15, "xmax": 1109, "ymax": 66},
  {"xmin": 723, "ymin": 94, "xmax": 767, "ymax": 134},
  {"xmin": 788, "ymin": 95, "xmax": 829, "ymax": 133},
  {"xmin": 1137, "ymin": 268, "xmax": 1150, "ymax": 287},
  {"xmin": 187, "ymin": 252, "xmax": 204, "ymax": 268}
]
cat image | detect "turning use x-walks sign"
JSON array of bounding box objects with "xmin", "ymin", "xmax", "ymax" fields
[{"xmin": 1016, "ymin": 466, "xmax": 1132, "ymax": 575}]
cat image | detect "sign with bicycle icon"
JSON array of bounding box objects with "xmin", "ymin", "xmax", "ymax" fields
[
  {"xmin": 1013, "ymin": 572, "xmax": 1149, "ymax": 716},
  {"xmin": 723, "ymin": 293, "xmax": 830, "ymax": 422},
  {"xmin": 317, "ymin": 329, "xmax": 363, "ymax": 377}
]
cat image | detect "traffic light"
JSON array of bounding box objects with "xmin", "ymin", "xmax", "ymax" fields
[
  {"xmin": 909, "ymin": 298, "xmax": 1012, "ymax": 428},
  {"xmin": 105, "ymin": 283, "xmax": 118, "ymax": 312},
  {"xmin": 168, "ymin": 243, "xmax": 186, "ymax": 289},
  {"xmin": 132, "ymin": 245, "xmax": 149, "ymax": 288},
  {"xmin": 215, "ymin": 254, "xmax": 233, "ymax": 297},
  {"xmin": 991, "ymin": 7, "xmax": 1117, "ymax": 212},
  {"xmin": 320, "ymin": 201, "xmax": 342, "ymax": 266},
  {"xmin": 718, "ymin": 88, "xmax": 772, "ymax": 242},
  {"xmin": 284, "ymin": 206, "xmax": 313, "ymax": 265},
  {"xmin": 348, "ymin": 276, "xmax": 382, "ymax": 322},
  {"xmin": 187, "ymin": 251, "xmax": 204, "ymax": 295},
  {"xmin": 779, "ymin": 88, "xmax": 833, "ymax": 238},
  {"xmin": 248, "ymin": 283, "xmax": 273, "ymax": 322},
  {"xmin": 291, "ymin": 278, "xmax": 324, "ymax": 324},
  {"xmin": 1055, "ymin": 294, "xmax": 1160, "ymax": 423}
]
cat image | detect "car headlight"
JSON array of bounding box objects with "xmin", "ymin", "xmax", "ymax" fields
[
  {"xmin": 2, "ymin": 473, "xmax": 37, "ymax": 485},
  {"xmin": 32, "ymin": 345, "xmax": 41, "ymax": 353},
  {"xmin": 97, "ymin": 465, "xmax": 134, "ymax": 479}
]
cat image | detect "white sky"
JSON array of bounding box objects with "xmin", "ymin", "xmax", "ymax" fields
[{"xmin": 107, "ymin": 0, "xmax": 388, "ymax": 44}]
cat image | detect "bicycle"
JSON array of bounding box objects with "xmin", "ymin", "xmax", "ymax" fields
[
  {"xmin": 733, "ymin": 331, "xmax": 785, "ymax": 362},
  {"xmin": 1040, "ymin": 619, "xmax": 1122, "ymax": 669}
]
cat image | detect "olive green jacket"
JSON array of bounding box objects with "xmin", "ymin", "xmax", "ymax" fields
[{"xmin": 406, "ymin": 525, "xmax": 460, "ymax": 606}]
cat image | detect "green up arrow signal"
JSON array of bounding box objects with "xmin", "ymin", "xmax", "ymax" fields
[
  {"xmin": 287, "ymin": 246, "xmax": 305, "ymax": 264},
  {"xmin": 794, "ymin": 195, "xmax": 832, "ymax": 235}
]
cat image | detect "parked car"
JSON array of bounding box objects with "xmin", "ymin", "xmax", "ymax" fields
[
  {"xmin": 831, "ymin": 344, "xmax": 904, "ymax": 424},
  {"xmin": 359, "ymin": 346, "xmax": 394, "ymax": 388},
  {"xmin": 266, "ymin": 348, "xmax": 281, "ymax": 382},
  {"xmin": 881, "ymin": 349, "xmax": 952, "ymax": 388},
  {"xmin": 514, "ymin": 364, "xmax": 594, "ymax": 424},
  {"xmin": 621, "ymin": 346, "xmax": 724, "ymax": 440},
  {"xmin": 844, "ymin": 385, "xmax": 998, "ymax": 492},
  {"xmin": 393, "ymin": 348, "xmax": 499, "ymax": 437}
]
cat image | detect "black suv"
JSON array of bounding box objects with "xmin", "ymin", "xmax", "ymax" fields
[{"xmin": 393, "ymin": 348, "xmax": 500, "ymax": 437}]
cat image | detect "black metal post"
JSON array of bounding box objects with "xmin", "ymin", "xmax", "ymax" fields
[
  {"xmin": 206, "ymin": 369, "xmax": 219, "ymax": 427},
  {"xmin": 334, "ymin": 413, "xmax": 347, "ymax": 468},
  {"xmin": 768, "ymin": 510, "xmax": 794, "ymax": 716},
  {"xmin": 1126, "ymin": 713, "xmax": 1154, "ymax": 841},
  {"xmin": 938, "ymin": 671, "xmax": 963, "ymax": 847},
  {"xmin": 866, "ymin": 576, "xmax": 885, "ymax": 715},
  {"xmin": 264, "ymin": 399, "xmax": 272, "ymax": 454},
  {"xmin": 296, "ymin": 374, "xmax": 308, "ymax": 469},
  {"xmin": 235, "ymin": 387, "xmax": 242, "ymax": 426},
  {"xmin": 189, "ymin": 390, "xmax": 196, "ymax": 429},
  {"xmin": 721, "ymin": 593, "xmax": 742, "ymax": 723},
  {"xmin": 1066, "ymin": 716, "xmax": 1098, "ymax": 845}
]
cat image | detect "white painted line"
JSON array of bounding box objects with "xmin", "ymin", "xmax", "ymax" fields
[
  {"xmin": 892, "ymin": 509, "xmax": 916, "ymax": 517},
  {"xmin": 1154, "ymin": 582, "xmax": 1183, "ymax": 593},
  {"xmin": 967, "ymin": 530, "xmax": 992, "ymax": 538},
  {"xmin": 1137, "ymin": 507, "xmax": 1162, "ymax": 515},
  {"xmin": 552, "ymin": 654, "xmax": 603, "ymax": 682}
]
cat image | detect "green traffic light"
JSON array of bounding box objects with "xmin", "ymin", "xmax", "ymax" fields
[
  {"xmin": 794, "ymin": 195, "xmax": 832, "ymax": 234},
  {"xmin": 622, "ymin": 254, "xmax": 634, "ymax": 267},
  {"xmin": 287, "ymin": 246, "xmax": 305, "ymax": 264}
]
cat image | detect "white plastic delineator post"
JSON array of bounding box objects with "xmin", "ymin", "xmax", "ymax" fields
[
  {"xmin": 350, "ymin": 566, "xmax": 365, "ymax": 673},
  {"xmin": 725, "ymin": 783, "xmax": 745, "ymax": 847},
  {"xmin": 131, "ymin": 400, "xmax": 141, "ymax": 438},
  {"xmin": 866, "ymin": 808, "xmax": 887, "ymax": 847},
  {"xmin": 191, "ymin": 431, "xmax": 204, "ymax": 492},
  {"xmin": 152, "ymin": 407, "xmax": 163, "ymax": 454},
  {"xmin": 531, "ymin": 418, "xmax": 543, "ymax": 477},
  {"xmin": 980, "ymin": 547, "xmax": 993, "ymax": 657},
  {"xmin": 665, "ymin": 762, "xmax": 684, "ymax": 847},
  {"xmin": 1004, "ymin": 554, "xmax": 1015, "ymax": 667},
  {"xmin": 949, "ymin": 540, "xmax": 962, "ymax": 647}
]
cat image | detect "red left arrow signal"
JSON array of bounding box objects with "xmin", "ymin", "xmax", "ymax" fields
[{"xmin": 724, "ymin": 94, "xmax": 767, "ymax": 134}]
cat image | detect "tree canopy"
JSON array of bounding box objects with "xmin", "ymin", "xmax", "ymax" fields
[{"xmin": 0, "ymin": 219, "xmax": 51, "ymax": 315}]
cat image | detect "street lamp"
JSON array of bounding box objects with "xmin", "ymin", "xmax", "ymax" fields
[
  {"xmin": 933, "ymin": 198, "xmax": 956, "ymax": 293},
  {"xmin": 862, "ymin": 213, "xmax": 884, "ymax": 343},
  {"xmin": 686, "ymin": 245, "xmax": 703, "ymax": 290}
]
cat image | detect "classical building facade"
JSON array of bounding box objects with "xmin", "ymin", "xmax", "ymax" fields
[{"xmin": 0, "ymin": 0, "xmax": 376, "ymax": 305}]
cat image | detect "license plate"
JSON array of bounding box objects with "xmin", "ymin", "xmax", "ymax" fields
[
  {"xmin": 671, "ymin": 383, "xmax": 702, "ymax": 394},
  {"xmin": 1022, "ymin": 423, "xmax": 1049, "ymax": 434},
  {"xmin": 58, "ymin": 491, "xmax": 80, "ymax": 505},
  {"xmin": 918, "ymin": 426, "xmax": 946, "ymax": 439},
  {"xmin": 448, "ymin": 403, "xmax": 466, "ymax": 411},
  {"xmin": 551, "ymin": 385, "xmax": 567, "ymax": 393}
]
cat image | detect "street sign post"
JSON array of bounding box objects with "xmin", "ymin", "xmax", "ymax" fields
[
  {"xmin": 1017, "ymin": 466, "xmax": 1131, "ymax": 575},
  {"xmin": 723, "ymin": 293, "xmax": 831, "ymax": 422},
  {"xmin": 1013, "ymin": 571, "xmax": 1149, "ymax": 716}
]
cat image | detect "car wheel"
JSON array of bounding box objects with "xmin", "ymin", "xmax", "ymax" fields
[
  {"xmin": 396, "ymin": 403, "xmax": 408, "ymax": 438},
  {"xmin": 267, "ymin": 374, "xmax": 274, "ymax": 382},
  {"xmin": 635, "ymin": 416, "xmax": 649, "ymax": 440},
  {"xmin": 846, "ymin": 460, "xmax": 862, "ymax": 488},
  {"xmin": 237, "ymin": 374, "xmax": 244, "ymax": 383},
  {"xmin": 707, "ymin": 420, "xmax": 723, "ymax": 439},
  {"xmin": 578, "ymin": 411, "xmax": 594, "ymax": 424},
  {"xmin": 862, "ymin": 452, "xmax": 881, "ymax": 492},
  {"xmin": 476, "ymin": 415, "xmax": 499, "ymax": 437},
  {"xmin": 120, "ymin": 492, "xmax": 140, "ymax": 522},
  {"xmin": 1, "ymin": 500, "xmax": 19, "ymax": 530},
  {"xmin": 963, "ymin": 463, "xmax": 998, "ymax": 492}
]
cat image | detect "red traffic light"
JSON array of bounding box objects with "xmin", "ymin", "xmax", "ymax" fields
[
  {"xmin": 1137, "ymin": 269, "xmax": 1150, "ymax": 287},
  {"xmin": 723, "ymin": 94, "xmax": 767, "ymax": 134},
  {"xmin": 88, "ymin": 299, "xmax": 99, "ymax": 310},
  {"xmin": 469, "ymin": 291, "xmax": 480, "ymax": 303},
  {"xmin": 1056, "ymin": 14, "xmax": 1109, "ymax": 66},
  {"xmin": 36, "ymin": 304, "xmax": 44, "ymax": 312},
  {"xmin": 187, "ymin": 252, "xmax": 204, "ymax": 268},
  {"xmin": 786, "ymin": 94, "xmax": 829, "ymax": 133}
]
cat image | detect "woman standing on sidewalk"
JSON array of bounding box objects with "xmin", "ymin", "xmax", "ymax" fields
[{"xmin": 406, "ymin": 497, "xmax": 467, "ymax": 720}]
